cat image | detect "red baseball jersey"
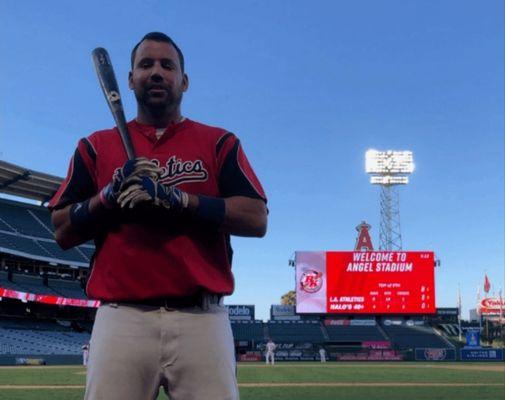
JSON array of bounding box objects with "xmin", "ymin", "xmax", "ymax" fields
[{"xmin": 49, "ymin": 118, "xmax": 266, "ymax": 301}]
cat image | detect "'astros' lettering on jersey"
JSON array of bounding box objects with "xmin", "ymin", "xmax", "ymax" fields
[{"xmin": 49, "ymin": 118, "xmax": 266, "ymax": 301}]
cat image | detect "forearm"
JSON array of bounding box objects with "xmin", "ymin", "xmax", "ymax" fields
[
  {"xmin": 52, "ymin": 193, "xmax": 108, "ymax": 249},
  {"xmin": 53, "ymin": 157, "xmax": 165, "ymax": 249},
  {"xmin": 186, "ymin": 194, "xmax": 267, "ymax": 237}
]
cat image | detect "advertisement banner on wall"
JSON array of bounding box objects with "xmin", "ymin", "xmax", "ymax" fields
[
  {"xmin": 460, "ymin": 348, "xmax": 504, "ymax": 361},
  {"xmin": 0, "ymin": 287, "xmax": 100, "ymax": 308},
  {"xmin": 324, "ymin": 319, "xmax": 350, "ymax": 326},
  {"xmin": 415, "ymin": 348, "xmax": 456, "ymax": 361},
  {"xmin": 350, "ymin": 319, "xmax": 376, "ymax": 326},
  {"xmin": 362, "ymin": 341, "xmax": 391, "ymax": 349},
  {"xmin": 436, "ymin": 308, "xmax": 459, "ymax": 316},
  {"xmin": 239, "ymin": 353, "xmax": 262, "ymax": 362},
  {"xmin": 274, "ymin": 349, "xmax": 315, "ymax": 361},
  {"xmin": 296, "ymin": 251, "xmax": 435, "ymax": 314},
  {"xmin": 226, "ymin": 305, "xmax": 255, "ymax": 320},
  {"xmin": 271, "ymin": 304, "xmax": 296, "ymax": 316},
  {"xmin": 335, "ymin": 350, "xmax": 404, "ymax": 361},
  {"xmin": 465, "ymin": 329, "xmax": 481, "ymax": 347},
  {"xmin": 270, "ymin": 305, "xmax": 300, "ymax": 320},
  {"xmin": 478, "ymin": 298, "xmax": 505, "ymax": 316}
]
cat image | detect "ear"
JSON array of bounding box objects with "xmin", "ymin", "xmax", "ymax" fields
[
  {"xmin": 181, "ymin": 73, "xmax": 189, "ymax": 92},
  {"xmin": 128, "ymin": 71, "xmax": 133, "ymax": 90}
]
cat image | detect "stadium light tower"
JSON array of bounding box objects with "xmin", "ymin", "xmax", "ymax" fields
[{"xmin": 365, "ymin": 150, "xmax": 414, "ymax": 251}]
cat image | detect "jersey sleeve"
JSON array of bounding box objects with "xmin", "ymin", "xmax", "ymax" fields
[
  {"xmin": 216, "ymin": 132, "xmax": 267, "ymax": 202},
  {"xmin": 48, "ymin": 137, "xmax": 98, "ymax": 211}
]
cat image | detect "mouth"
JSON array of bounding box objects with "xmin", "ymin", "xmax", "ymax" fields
[{"xmin": 147, "ymin": 85, "xmax": 169, "ymax": 97}]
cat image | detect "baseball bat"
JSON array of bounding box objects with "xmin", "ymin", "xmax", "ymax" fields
[{"xmin": 91, "ymin": 47, "xmax": 136, "ymax": 160}]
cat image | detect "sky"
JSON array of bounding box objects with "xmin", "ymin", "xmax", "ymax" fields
[{"xmin": 0, "ymin": 0, "xmax": 503, "ymax": 321}]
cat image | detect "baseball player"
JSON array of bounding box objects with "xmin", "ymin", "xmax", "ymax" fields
[
  {"xmin": 82, "ymin": 343, "xmax": 90, "ymax": 367},
  {"xmin": 319, "ymin": 347, "xmax": 327, "ymax": 363},
  {"xmin": 50, "ymin": 32, "xmax": 267, "ymax": 400},
  {"xmin": 265, "ymin": 338, "xmax": 276, "ymax": 365}
]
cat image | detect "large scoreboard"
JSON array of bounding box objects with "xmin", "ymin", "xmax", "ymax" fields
[{"xmin": 296, "ymin": 251, "xmax": 435, "ymax": 314}]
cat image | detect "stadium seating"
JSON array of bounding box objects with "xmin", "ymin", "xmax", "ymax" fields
[
  {"xmin": 0, "ymin": 271, "xmax": 86, "ymax": 299},
  {"xmin": 0, "ymin": 328, "xmax": 90, "ymax": 355},
  {"xmin": 47, "ymin": 278, "xmax": 87, "ymax": 299},
  {"xmin": 267, "ymin": 320, "xmax": 325, "ymax": 343},
  {"xmin": 0, "ymin": 316, "xmax": 90, "ymax": 355},
  {"xmin": 381, "ymin": 322, "xmax": 454, "ymax": 349},
  {"xmin": 37, "ymin": 241, "xmax": 89, "ymax": 263},
  {"xmin": 0, "ymin": 198, "xmax": 94, "ymax": 265},
  {"xmin": 0, "ymin": 317, "xmax": 81, "ymax": 331},
  {"xmin": 230, "ymin": 320, "xmax": 265, "ymax": 342},
  {"xmin": 0, "ymin": 232, "xmax": 50, "ymax": 259},
  {"xmin": 325, "ymin": 324, "xmax": 386, "ymax": 342},
  {"xmin": 0, "ymin": 271, "xmax": 57, "ymax": 296},
  {"xmin": 0, "ymin": 200, "xmax": 53, "ymax": 239},
  {"xmin": 438, "ymin": 323, "xmax": 461, "ymax": 337},
  {"xmin": 79, "ymin": 244, "xmax": 96, "ymax": 260},
  {"xmin": 28, "ymin": 208, "xmax": 55, "ymax": 234},
  {"xmin": 0, "ymin": 217, "xmax": 13, "ymax": 232}
]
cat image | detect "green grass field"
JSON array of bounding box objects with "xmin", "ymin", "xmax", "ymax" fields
[{"xmin": 0, "ymin": 362, "xmax": 503, "ymax": 400}]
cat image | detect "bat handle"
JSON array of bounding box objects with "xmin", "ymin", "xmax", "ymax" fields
[{"xmin": 114, "ymin": 111, "xmax": 136, "ymax": 160}]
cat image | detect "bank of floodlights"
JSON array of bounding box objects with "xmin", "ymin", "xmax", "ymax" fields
[
  {"xmin": 365, "ymin": 150, "xmax": 414, "ymax": 251},
  {"xmin": 365, "ymin": 150, "xmax": 414, "ymax": 185}
]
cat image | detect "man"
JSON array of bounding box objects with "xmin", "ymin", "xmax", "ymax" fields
[
  {"xmin": 50, "ymin": 32, "xmax": 267, "ymax": 400},
  {"xmin": 265, "ymin": 338, "xmax": 276, "ymax": 365},
  {"xmin": 319, "ymin": 347, "xmax": 327, "ymax": 363},
  {"xmin": 82, "ymin": 342, "xmax": 90, "ymax": 367}
]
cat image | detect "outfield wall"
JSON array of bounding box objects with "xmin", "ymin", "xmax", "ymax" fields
[{"xmin": 0, "ymin": 355, "xmax": 82, "ymax": 365}]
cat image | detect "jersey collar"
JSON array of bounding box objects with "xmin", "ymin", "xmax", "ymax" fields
[{"xmin": 129, "ymin": 118, "xmax": 190, "ymax": 143}]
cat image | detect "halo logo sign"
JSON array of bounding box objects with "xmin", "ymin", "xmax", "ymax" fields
[
  {"xmin": 300, "ymin": 270, "xmax": 323, "ymax": 293},
  {"xmin": 424, "ymin": 348, "xmax": 446, "ymax": 361}
]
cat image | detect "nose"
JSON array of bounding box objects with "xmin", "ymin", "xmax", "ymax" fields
[
  {"xmin": 150, "ymin": 73, "xmax": 163, "ymax": 83},
  {"xmin": 149, "ymin": 62, "xmax": 164, "ymax": 82}
]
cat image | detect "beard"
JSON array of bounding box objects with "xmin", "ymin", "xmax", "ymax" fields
[{"xmin": 135, "ymin": 84, "xmax": 183, "ymax": 115}]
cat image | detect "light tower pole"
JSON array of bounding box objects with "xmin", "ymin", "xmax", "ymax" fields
[{"xmin": 365, "ymin": 150, "xmax": 414, "ymax": 251}]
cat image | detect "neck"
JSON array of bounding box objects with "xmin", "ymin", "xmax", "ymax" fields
[{"xmin": 136, "ymin": 105, "xmax": 182, "ymax": 128}]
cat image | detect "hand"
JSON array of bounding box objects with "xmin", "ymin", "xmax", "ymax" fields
[
  {"xmin": 100, "ymin": 158, "xmax": 163, "ymax": 208},
  {"xmin": 117, "ymin": 176, "xmax": 189, "ymax": 212}
]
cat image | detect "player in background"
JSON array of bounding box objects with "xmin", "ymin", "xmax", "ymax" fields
[
  {"xmin": 82, "ymin": 343, "xmax": 90, "ymax": 367},
  {"xmin": 50, "ymin": 32, "xmax": 267, "ymax": 400},
  {"xmin": 265, "ymin": 338, "xmax": 276, "ymax": 365},
  {"xmin": 319, "ymin": 347, "xmax": 327, "ymax": 363}
]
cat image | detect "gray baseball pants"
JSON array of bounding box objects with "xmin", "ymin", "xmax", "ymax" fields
[{"xmin": 84, "ymin": 301, "xmax": 238, "ymax": 400}]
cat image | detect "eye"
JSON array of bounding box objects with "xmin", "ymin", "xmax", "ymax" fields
[
  {"xmin": 138, "ymin": 59, "xmax": 153, "ymax": 68},
  {"xmin": 161, "ymin": 60, "xmax": 175, "ymax": 70}
]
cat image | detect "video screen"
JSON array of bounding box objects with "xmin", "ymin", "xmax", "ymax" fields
[{"xmin": 296, "ymin": 251, "xmax": 435, "ymax": 314}]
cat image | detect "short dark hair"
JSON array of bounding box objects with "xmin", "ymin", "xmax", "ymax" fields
[{"xmin": 131, "ymin": 32, "xmax": 185, "ymax": 72}]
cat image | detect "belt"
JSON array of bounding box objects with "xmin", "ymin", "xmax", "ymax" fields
[{"xmin": 117, "ymin": 293, "xmax": 223, "ymax": 309}]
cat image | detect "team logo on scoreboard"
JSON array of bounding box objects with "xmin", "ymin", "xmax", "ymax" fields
[
  {"xmin": 299, "ymin": 270, "xmax": 323, "ymax": 293},
  {"xmin": 423, "ymin": 348, "xmax": 447, "ymax": 361}
]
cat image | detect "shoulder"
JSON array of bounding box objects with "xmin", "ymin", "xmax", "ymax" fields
[
  {"xmin": 81, "ymin": 126, "xmax": 123, "ymax": 154},
  {"xmin": 87, "ymin": 126, "xmax": 119, "ymax": 143},
  {"xmin": 185, "ymin": 119, "xmax": 237, "ymax": 142}
]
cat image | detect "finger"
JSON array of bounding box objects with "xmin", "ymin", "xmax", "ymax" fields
[
  {"xmin": 120, "ymin": 176, "xmax": 144, "ymax": 191},
  {"xmin": 128, "ymin": 192, "xmax": 153, "ymax": 208},
  {"xmin": 133, "ymin": 159, "xmax": 162, "ymax": 172},
  {"xmin": 121, "ymin": 158, "xmax": 156, "ymax": 179},
  {"xmin": 133, "ymin": 166, "xmax": 163, "ymax": 178},
  {"xmin": 120, "ymin": 190, "xmax": 151, "ymax": 209},
  {"xmin": 119, "ymin": 190, "xmax": 142, "ymax": 208},
  {"xmin": 117, "ymin": 183, "xmax": 143, "ymax": 204}
]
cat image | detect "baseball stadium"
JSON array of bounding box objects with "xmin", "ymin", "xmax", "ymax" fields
[{"xmin": 0, "ymin": 159, "xmax": 503, "ymax": 400}]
